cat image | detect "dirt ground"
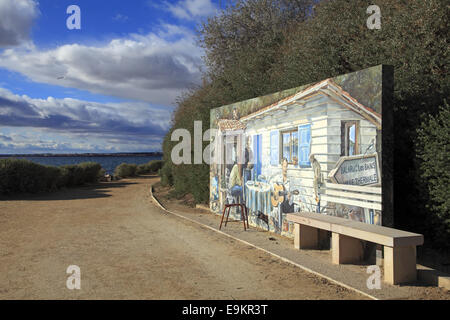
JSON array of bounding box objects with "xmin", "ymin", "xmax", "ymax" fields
[
  {"xmin": 154, "ymin": 183, "xmax": 450, "ymax": 300},
  {"xmin": 0, "ymin": 176, "xmax": 367, "ymax": 299}
]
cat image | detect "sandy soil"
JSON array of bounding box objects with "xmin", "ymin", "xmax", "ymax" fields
[{"xmin": 0, "ymin": 176, "xmax": 365, "ymax": 299}]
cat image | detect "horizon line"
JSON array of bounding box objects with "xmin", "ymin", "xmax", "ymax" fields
[{"xmin": 0, "ymin": 151, "xmax": 163, "ymax": 157}]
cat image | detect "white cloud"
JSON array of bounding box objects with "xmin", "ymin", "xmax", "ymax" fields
[
  {"xmin": 112, "ymin": 13, "xmax": 129, "ymax": 22},
  {"xmin": 165, "ymin": 0, "xmax": 217, "ymax": 20},
  {"xmin": 0, "ymin": 87, "xmax": 172, "ymax": 153},
  {"xmin": 0, "ymin": 24, "xmax": 203, "ymax": 106},
  {"xmin": 0, "ymin": 0, "xmax": 39, "ymax": 47},
  {"xmin": 0, "ymin": 133, "xmax": 12, "ymax": 141},
  {"xmin": 0, "ymin": 129, "xmax": 164, "ymax": 153}
]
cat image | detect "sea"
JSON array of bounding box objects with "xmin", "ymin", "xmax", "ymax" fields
[{"xmin": 0, "ymin": 155, "xmax": 162, "ymax": 175}]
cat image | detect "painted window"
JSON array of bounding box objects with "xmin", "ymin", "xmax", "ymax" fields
[
  {"xmin": 298, "ymin": 124, "xmax": 311, "ymax": 167},
  {"xmin": 280, "ymin": 129, "xmax": 299, "ymax": 164},
  {"xmin": 270, "ymin": 131, "xmax": 279, "ymax": 166},
  {"xmin": 341, "ymin": 121, "xmax": 359, "ymax": 156}
]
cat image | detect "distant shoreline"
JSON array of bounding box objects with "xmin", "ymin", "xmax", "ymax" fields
[{"xmin": 0, "ymin": 152, "xmax": 163, "ymax": 158}]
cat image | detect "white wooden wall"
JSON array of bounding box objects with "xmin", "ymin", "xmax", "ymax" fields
[{"xmin": 243, "ymin": 93, "xmax": 379, "ymax": 214}]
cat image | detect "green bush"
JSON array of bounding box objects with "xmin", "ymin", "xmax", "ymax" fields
[
  {"xmin": 42, "ymin": 165, "xmax": 61, "ymax": 191},
  {"xmin": 98, "ymin": 168, "xmax": 106, "ymax": 179},
  {"xmin": 416, "ymin": 102, "xmax": 450, "ymax": 247},
  {"xmin": 148, "ymin": 160, "xmax": 163, "ymax": 172},
  {"xmin": 77, "ymin": 162, "xmax": 102, "ymax": 183},
  {"xmin": 160, "ymin": 160, "xmax": 173, "ymax": 187},
  {"xmin": 59, "ymin": 162, "xmax": 101, "ymax": 187},
  {"xmin": 135, "ymin": 164, "xmax": 149, "ymax": 175},
  {"xmin": 56, "ymin": 166, "xmax": 70, "ymax": 188},
  {"xmin": 60, "ymin": 164, "xmax": 84, "ymax": 187},
  {"xmin": 136, "ymin": 160, "xmax": 164, "ymax": 175},
  {"xmin": 0, "ymin": 159, "xmax": 52, "ymax": 194},
  {"xmin": 0, "ymin": 159, "xmax": 102, "ymax": 195},
  {"xmin": 114, "ymin": 163, "xmax": 137, "ymax": 178}
]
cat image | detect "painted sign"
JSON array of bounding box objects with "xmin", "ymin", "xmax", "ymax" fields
[{"xmin": 329, "ymin": 153, "xmax": 380, "ymax": 186}]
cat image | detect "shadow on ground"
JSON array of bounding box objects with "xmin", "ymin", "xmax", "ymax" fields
[{"xmin": 0, "ymin": 175, "xmax": 156, "ymax": 201}]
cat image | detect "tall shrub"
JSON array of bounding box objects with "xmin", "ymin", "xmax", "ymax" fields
[
  {"xmin": 136, "ymin": 160, "xmax": 164, "ymax": 175},
  {"xmin": 416, "ymin": 101, "xmax": 450, "ymax": 248},
  {"xmin": 114, "ymin": 163, "xmax": 137, "ymax": 178}
]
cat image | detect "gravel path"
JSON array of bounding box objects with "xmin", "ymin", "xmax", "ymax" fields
[{"xmin": 0, "ymin": 176, "xmax": 364, "ymax": 299}]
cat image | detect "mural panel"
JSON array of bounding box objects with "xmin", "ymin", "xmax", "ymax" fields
[{"xmin": 210, "ymin": 66, "xmax": 388, "ymax": 238}]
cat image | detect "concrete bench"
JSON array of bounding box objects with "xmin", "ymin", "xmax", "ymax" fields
[{"xmin": 286, "ymin": 212, "xmax": 424, "ymax": 285}]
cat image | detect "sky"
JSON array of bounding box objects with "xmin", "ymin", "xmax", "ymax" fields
[{"xmin": 0, "ymin": 0, "xmax": 222, "ymax": 154}]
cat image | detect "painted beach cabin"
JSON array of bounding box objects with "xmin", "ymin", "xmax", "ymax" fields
[{"xmin": 210, "ymin": 73, "xmax": 383, "ymax": 238}]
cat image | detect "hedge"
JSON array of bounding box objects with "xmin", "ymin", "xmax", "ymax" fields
[
  {"xmin": 114, "ymin": 163, "xmax": 138, "ymax": 178},
  {"xmin": 114, "ymin": 160, "xmax": 164, "ymax": 178},
  {"xmin": 0, "ymin": 159, "xmax": 103, "ymax": 195}
]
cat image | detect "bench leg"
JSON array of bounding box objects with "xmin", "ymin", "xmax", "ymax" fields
[
  {"xmin": 294, "ymin": 224, "xmax": 319, "ymax": 249},
  {"xmin": 384, "ymin": 246, "xmax": 417, "ymax": 285},
  {"xmin": 332, "ymin": 233, "xmax": 364, "ymax": 264}
]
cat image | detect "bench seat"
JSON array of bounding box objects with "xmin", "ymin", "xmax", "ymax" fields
[{"xmin": 287, "ymin": 212, "xmax": 424, "ymax": 285}]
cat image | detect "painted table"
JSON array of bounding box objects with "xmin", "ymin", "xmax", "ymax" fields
[{"xmin": 245, "ymin": 181, "xmax": 272, "ymax": 215}]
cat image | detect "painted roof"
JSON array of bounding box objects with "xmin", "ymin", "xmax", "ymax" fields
[
  {"xmin": 239, "ymin": 78, "xmax": 382, "ymax": 129},
  {"xmin": 217, "ymin": 119, "xmax": 246, "ymax": 131}
]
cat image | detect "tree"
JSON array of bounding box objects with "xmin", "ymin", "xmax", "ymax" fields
[
  {"xmin": 199, "ymin": 0, "xmax": 315, "ymax": 101},
  {"xmin": 161, "ymin": 0, "xmax": 449, "ymax": 248}
]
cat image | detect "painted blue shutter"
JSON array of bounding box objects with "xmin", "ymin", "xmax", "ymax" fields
[
  {"xmin": 270, "ymin": 131, "xmax": 279, "ymax": 166},
  {"xmin": 253, "ymin": 135, "xmax": 257, "ymax": 168},
  {"xmin": 256, "ymin": 135, "xmax": 262, "ymax": 177},
  {"xmin": 252, "ymin": 135, "xmax": 257, "ymax": 181},
  {"xmin": 253, "ymin": 134, "xmax": 262, "ymax": 178},
  {"xmin": 298, "ymin": 124, "xmax": 311, "ymax": 167}
]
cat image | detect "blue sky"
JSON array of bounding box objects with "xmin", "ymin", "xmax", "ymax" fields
[{"xmin": 0, "ymin": 0, "xmax": 221, "ymax": 153}]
